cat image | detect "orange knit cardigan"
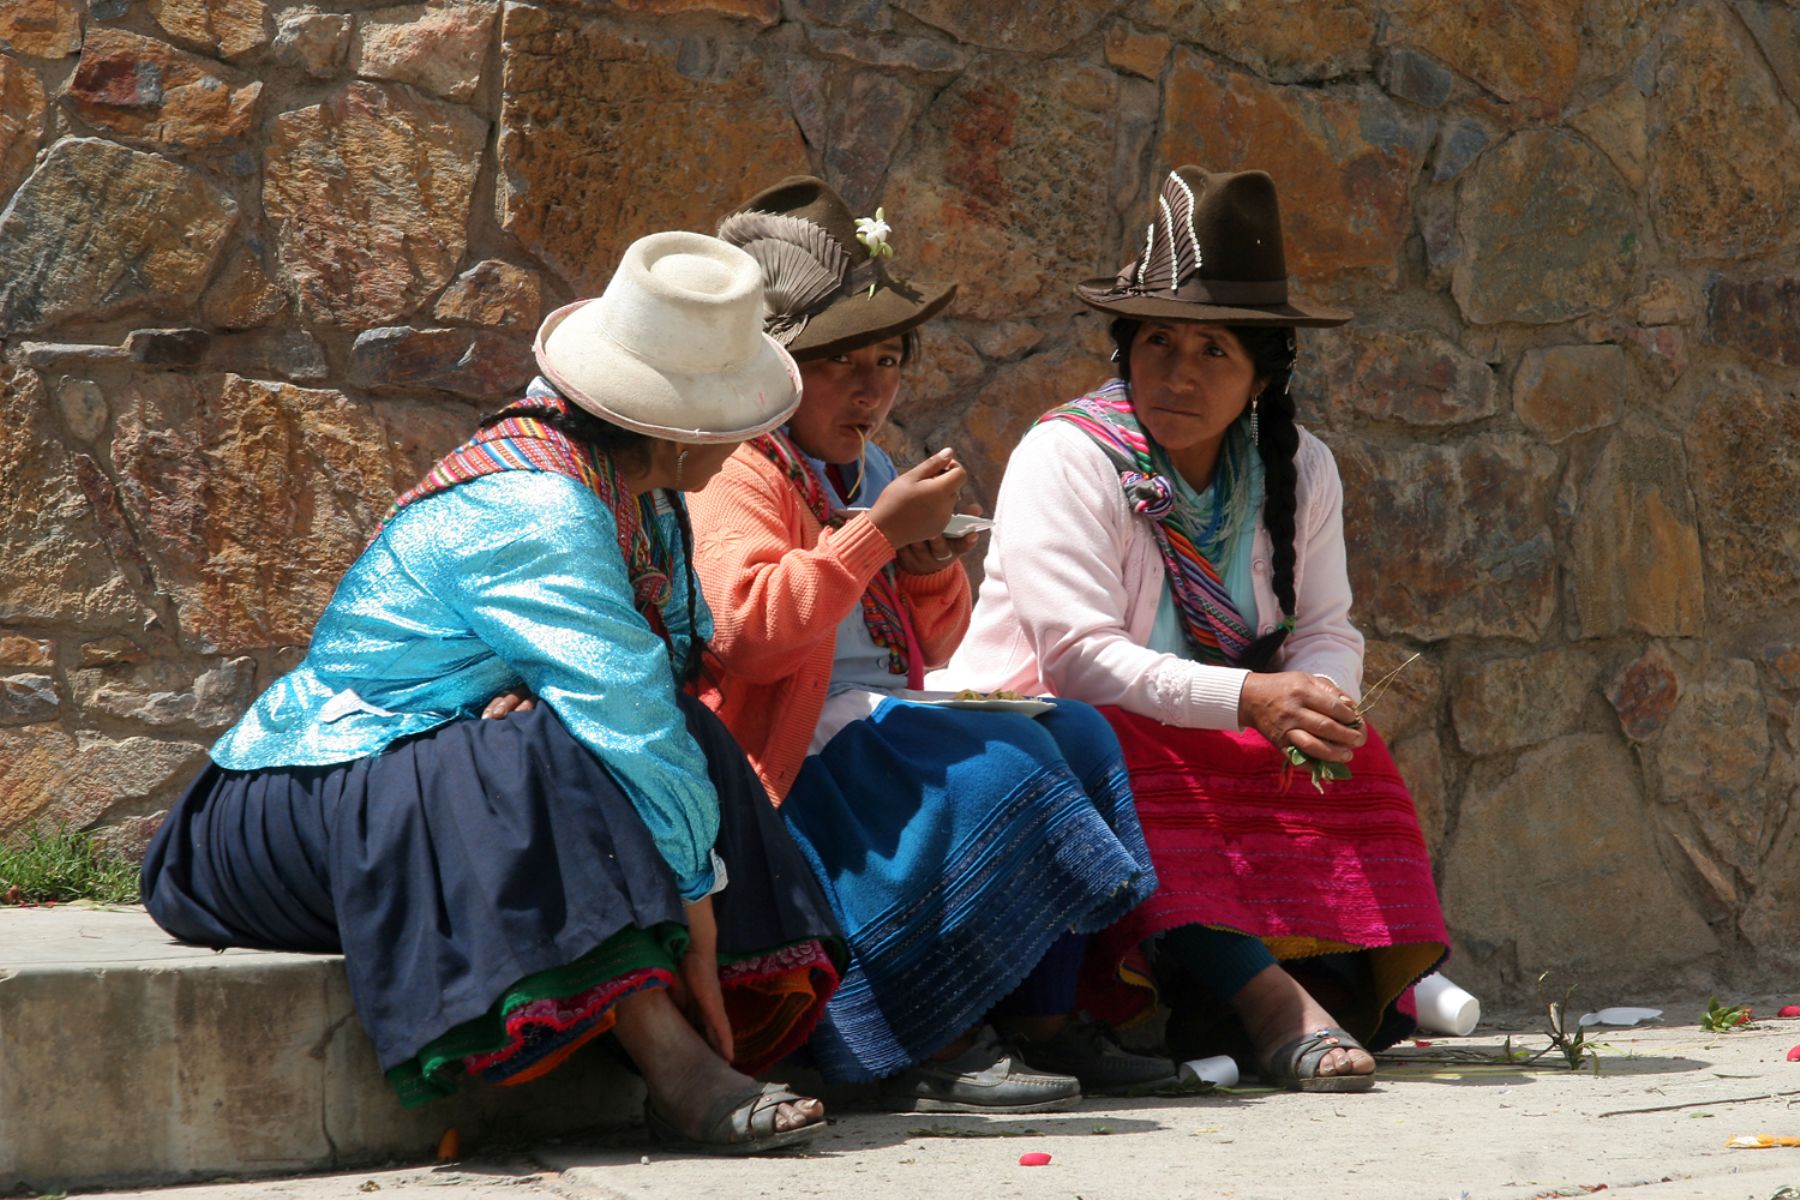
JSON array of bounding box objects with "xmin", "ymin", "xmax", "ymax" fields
[{"xmin": 689, "ymin": 445, "xmax": 972, "ymax": 805}]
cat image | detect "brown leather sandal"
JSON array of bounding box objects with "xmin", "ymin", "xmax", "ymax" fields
[{"xmin": 1259, "ymin": 1026, "xmax": 1377, "ymax": 1093}]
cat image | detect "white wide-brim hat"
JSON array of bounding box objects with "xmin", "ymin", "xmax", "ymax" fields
[{"xmin": 533, "ymin": 231, "xmax": 803, "ymax": 443}]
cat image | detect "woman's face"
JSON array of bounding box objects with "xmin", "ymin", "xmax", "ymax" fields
[
  {"xmin": 1127, "ymin": 321, "xmax": 1263, "ymax": 454},
  {"xmin": 787, "ymin": 337, "xmax": 906, "ymax": 464}
]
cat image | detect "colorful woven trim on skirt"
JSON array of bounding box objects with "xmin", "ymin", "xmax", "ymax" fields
[
  {"xmin": 720, "ymin": 939, "xmax": 843, "ymax": 1075},
  {"xmin": 387, "ymin": 922, "xmax": 687, "ymax": 1107},
  {"xmin": 385, "ymin": 927, "xmax": 842, "ymax": 1106},
  {"xmin": 1080, "ymin": 708, "xmax": 1449, "ymax": 1050}
]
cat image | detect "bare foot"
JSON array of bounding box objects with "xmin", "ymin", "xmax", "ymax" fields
[
  {"xmin": 612, "ymin": 988, "xmax": 823, "ymax": 1139},
  {"xmin": 1232, "ymin": 964, "xmax": 1374, "ymax": 1080}
]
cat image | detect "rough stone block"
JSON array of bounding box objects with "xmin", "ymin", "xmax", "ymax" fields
[
  {"xmin": 349, "ymin": 326, "xmax": 535, "ymax": 399},
  {"xmin": 1651, "ymin": 5, "xmax": 1800, "ymax": 258},
  {"xmin": 1650, "ymin": 658, "xmax": 1772, "ymax": 880},
  {"xmin": 0, "ymin": 366, "xmax": 146, "ymax": 629},
  {"xmin": 1450, "ymin": 647, "xmax": 1598, "ymax": 757},
  {"xmin": 202, "ymin": 240, "xmax": 289, "ymax": 330},
  {"xmin": 265, "ymin": 82, "xmax": 486, "ymax": 327},
  {"xmin": 0, "ymin": 138, "xmax": 237, "ymax": 332},
  {"xmin": 69, "ymin": 27, "xmax": 262, "ymax": 150},
  {"xmin": 600, "ymin": 0, "xmax": 779, "ymax": 21},
  {"xmin": 0, "ymin": 51, "xmax": 47, "ymax": 199},
  {"xmin": 1569, "ymin": 81, "xmax": 1648, "ymax": 189},
  {"xmin": 0, "ymin": 726, "xmax": 204, "ymax": 834},
  {"xmin": 1335, "ymin": 435, "xmax": 1558, "ymax": 642},
  {"xmin": 1431, "ymin": 117, "xmax": 1489, "ymax": 182},
  {"xmin": 1315, "ymin": 327, "xmax": 1498, "ymax": 427},
  {"xmin": 0, "ymin": 673, "xmax": 58, "ymax": 725},
  {"xmin": 1385, "ymin": 0, "xmax": 1577, "ymax": 115},
  {"xmin": 53, "ymin": 378, "xmax": 109, "ymax": 444},
  {"xmin": 146, "ymin": 0, "xmax": 270, "ymax": 59},
  {"xmin": 19, "ymin": 341, "xmax": 131, "ymax": 368},
  {"xmin": 1571, "ymin": 421, "xmax": 1704, "ymax": 639},
  {"xmin": 273, "ymin": 7, "xmax": 353, "ymax": 77},
  {"xmin": 1380, "ymin": 46, "xmax": 1451, "ymax": 108},
  {"xmin": 1608, "ymin": 644, "xmax": 1680, "ymax": 741},
  {"xmin": 497, "ymin": 5, "xmax": 806, "ymax": 294},
  {"xmin": 433, "ymin": 259, "xmax": 542, "ymax": 330},
  {"xmin": 1705, "ymin": 274, "xmax": 1800, "ymax": 368},
  {"xmin": 71, "ymin": 656, "xmax": 254, "ymax": 729},
  {"xmin": 126, "ymin": 328, "xmax": 212, "ymax": 366},
  {"xmin": 0, "ymin": 636, "xmax": 53, "ymax": 668},
  {"xmin": 1512, "ymin": 343, "xmax": 1625, "ymax": 443},
  {"xmin": 1441, "ymin": 734, "xmax": 1716, "ymax": 995},
  {"xmin": 1687, "ymin": 373, "xmax": 1800, "ymax": 613},
  {"xmin": 1104, "ymin": 24, "xmax": 1170, "ymax": 80},
  {"xmin": 1137, "ymin": 0, "xmax": 1375, "ymax": 83},
  {"xmin": 1453, "ymin": 130, "xmax": 1640, "ymax": 326},
  {"xmin": 111, "ymin": 373, "xmax": 401, "ymax": 653},
  {"xmin": 0, "ymin": 0, "xmax": 82, "ymax": 58},
  {"xmin": 805, "ymin": 26, "xmax": 967, "ymax": 73},
  {"xmin": 892, "ymin": 0, "xmax": 1111, "ymax": 54},
  {"xmin": 352, "ymin": 1, "xmax": 494, "ymax": 102}
]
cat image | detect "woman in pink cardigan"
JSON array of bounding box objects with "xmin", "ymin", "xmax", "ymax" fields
[
  {"xmin": 689, "ymin": 177, "xmax": 1169, "ymax": 1111},
  {"xmin": 942, "ymin": 168, "xmax": 1450, "ymax": 1092}
]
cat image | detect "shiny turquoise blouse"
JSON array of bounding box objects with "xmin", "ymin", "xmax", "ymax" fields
[{"xmin": 210, "ymin": 470, "xmax": 720, "ymax": 900}]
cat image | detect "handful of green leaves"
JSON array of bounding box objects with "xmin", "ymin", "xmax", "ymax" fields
[{"xmin": 1283, "ymin": 652, "xmax": 1421, "ymax": 793}]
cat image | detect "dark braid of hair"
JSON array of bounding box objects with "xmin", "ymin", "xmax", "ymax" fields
[
  {"xmin": 479, "ymin": 401, "xmax": 703, "ymax": 685},
  {"xmin": 1108, "ymin": 318, "xmax": 1302, "ymax": 673}
]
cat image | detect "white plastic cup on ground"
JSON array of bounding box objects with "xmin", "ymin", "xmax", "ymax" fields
[
  {"xmin": 1177, "ymin": 1055, "xmax": 1239, "ymax": 1088},
  {"xmin": 1413, "ymin": 972, "xmax": 1481, "ymax": 1036}
]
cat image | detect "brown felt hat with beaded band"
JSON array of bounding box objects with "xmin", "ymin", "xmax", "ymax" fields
[
  {"xmin": 717, "ymin": 176, "xmax": 956, "ymax": 360},
  {"xmin": 1077, "ymin": 166, "xmax": 1351, "ymax": 328}
]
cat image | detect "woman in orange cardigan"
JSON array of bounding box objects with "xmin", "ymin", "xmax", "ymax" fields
[{"xmin": 689, "ymin": 178, "xmax": 1168, "ymax": 1111}]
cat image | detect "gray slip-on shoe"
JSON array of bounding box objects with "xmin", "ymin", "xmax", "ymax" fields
[
  {"xmin": 881, "ymin": 1026, "xmax": 1082, "ymax": 1113},
  {"xmin": 1015, "ymin": 1014, "xmax": 1180, "ymax": 1096}
]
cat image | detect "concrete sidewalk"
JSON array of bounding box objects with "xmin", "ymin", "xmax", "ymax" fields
[
  {"xmin": 6, "ymin": 906, "xmax": 1798, "ymax": 1199},
  {"xmin": 53, "ymin": 1015, "xmax": 1800, "ymax": 1200}
]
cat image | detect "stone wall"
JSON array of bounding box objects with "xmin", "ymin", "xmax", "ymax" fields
[{"xmin": 2, "ymin": 0, "xmax": 1796, "ymax": 1004}]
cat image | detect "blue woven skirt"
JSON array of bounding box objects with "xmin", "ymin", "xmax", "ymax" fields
[
  {"xmin": 140, "ymin": 697, "xmax": 844, "ymax": 1099},
  {"xmin": 781, "ymin": 696, "xmax": 1154, "ymax": 1082}
]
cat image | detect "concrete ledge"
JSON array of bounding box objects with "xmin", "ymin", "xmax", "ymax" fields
[{"xmin": 0, "ymin": 907, "xmax": 642, "ymax": 1193}]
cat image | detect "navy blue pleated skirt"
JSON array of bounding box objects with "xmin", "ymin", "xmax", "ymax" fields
[{"xmin": 140, "ymin": 696, "xmax": 844, "ymax": 1086}]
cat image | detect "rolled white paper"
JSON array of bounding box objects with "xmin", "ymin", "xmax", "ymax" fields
[
  {"xmin": 1414, "ymin": 972, "xmax": 1481, "ymax": 1036},
  {"xmin": 1177, "ymin": 1055, "xmax": 1239, "ymax": 1088}
]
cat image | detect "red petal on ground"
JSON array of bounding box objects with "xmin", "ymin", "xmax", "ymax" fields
[
  {"xmin": 1018, "ymin": 1152, "xmax": 1052, "ymax": 1167},
  {"xmin": 1778, "ymin": 1005, "xmax": 1800, "ymax": 1018},
  {"xmin": 1786, "ymin": 1045, "xmax": 1800, "ymax": 1062}
]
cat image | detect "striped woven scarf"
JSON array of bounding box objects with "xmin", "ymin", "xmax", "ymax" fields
[
  {"xmin": 749, "ymin": 429, "xmax": 921, "ymax": 685},
  {"xmin": 376, "ymin": 385, "xmax": 673, "ymax": 615},
  {"xmin": 1038, "ymin": 380, "xmax": 1253, "ymax": 665}
]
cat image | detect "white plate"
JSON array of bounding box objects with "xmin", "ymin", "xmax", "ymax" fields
[
  {"xmin": 898, "ymin": 690, "xmax": 1056, "ymax": 717},
  {"xmin": 942, "ymin": 512, "xmax": 994, "ymax": 538},
  {"xmin": 839, "ymin": 509, "xmax": 994, "ymax": 539}
]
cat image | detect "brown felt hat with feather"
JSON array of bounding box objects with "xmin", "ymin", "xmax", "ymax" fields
[
  {"xmin": 1077, "ymin": 167, "xmax": 1350, "ymax": 327},
  {"xmin": 717, "ymin": 176, "xmax": 956, "ymax": 360}
]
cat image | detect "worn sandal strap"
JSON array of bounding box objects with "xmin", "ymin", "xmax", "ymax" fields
[{"xmin": 1272, "ymin": 1026, "xmax": 1366, "ymax": 1077}]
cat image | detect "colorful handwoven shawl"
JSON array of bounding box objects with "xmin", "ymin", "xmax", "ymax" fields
[
  {"xmin": 376, "ymin": 383, "xmax": 674, "ymax": 619},
  {"xmin": 1039, "ymin": 380, "xmax": 1255, "ymax": 665},
  {"xmin": 749, "ymin": 429, "xmax": 924, "ymax": 687}
]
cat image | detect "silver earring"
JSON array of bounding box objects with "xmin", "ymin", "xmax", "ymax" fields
[
  {"xmin": 1250, "ymin": 395, "xmax": 1261, "ymax": 446},
  {"xmin": 1109, "ymin": 348, "xmax": 1121, "ymax": 363},
  {"xmin": 674, "ymin": 448, "xmax": 689, "ymax": 490}
]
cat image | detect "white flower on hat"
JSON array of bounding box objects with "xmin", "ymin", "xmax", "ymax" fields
[
  {"xmin": 855, "ymin": 208, "xmax": 894, "ymax": 258},
  {"xmin": 855, "ymin": 208, "xmax": 893, "ymax": 297}
]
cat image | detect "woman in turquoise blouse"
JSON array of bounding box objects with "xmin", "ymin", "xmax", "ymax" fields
[{"xmin": 139, "ymin": 233, "xmax": 845, "ymax": 1154}]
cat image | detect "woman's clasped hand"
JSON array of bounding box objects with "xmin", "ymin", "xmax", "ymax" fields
[{"xmin": 1236, "ymin": 672, "xmax": 1367, "ymax": 765}]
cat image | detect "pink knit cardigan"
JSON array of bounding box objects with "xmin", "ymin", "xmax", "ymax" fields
[{"xmin": 689, "ymin": 445, "xmax": 972, "ymax": 805}]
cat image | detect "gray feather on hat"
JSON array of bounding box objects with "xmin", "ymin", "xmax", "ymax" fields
[{"xmin": 716, "ymin": 210, "xmax": 850, "ymax": 345}]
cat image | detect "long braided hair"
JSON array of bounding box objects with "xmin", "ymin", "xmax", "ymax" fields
[
  {"xmin": 477, "ymin": 403, "xmax": 705, "ymax": 687},
  {"xmin": 1110, "ymin": 318, "xmax": 1301, "ymax": 673}
]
